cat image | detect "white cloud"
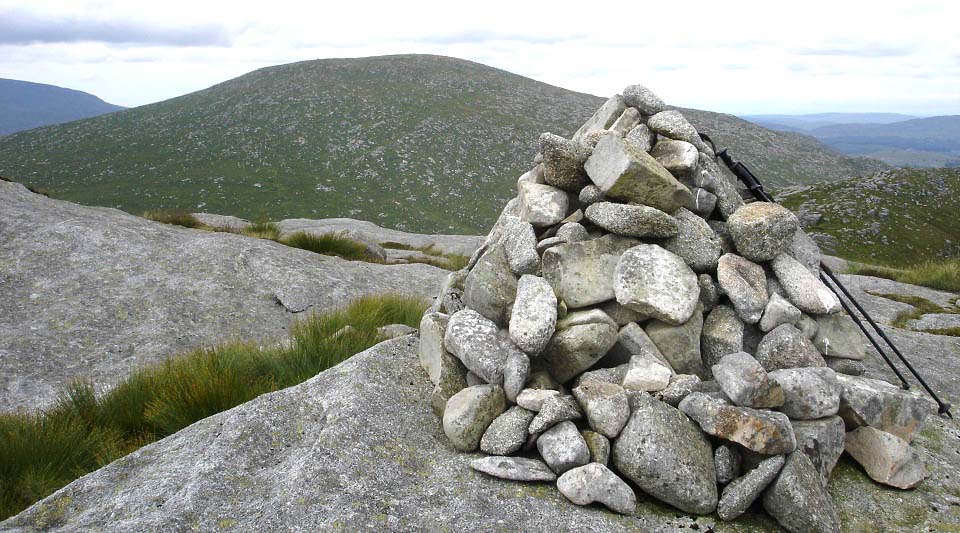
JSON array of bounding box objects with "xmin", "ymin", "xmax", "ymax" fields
[{"xmin": 0, "ymin": 0, "xmax": 957, "ymax": 115}]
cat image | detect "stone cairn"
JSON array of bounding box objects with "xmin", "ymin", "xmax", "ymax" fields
[{"xmin": 418, "ymin": 86, "xmax": 935, "ymax": 531}]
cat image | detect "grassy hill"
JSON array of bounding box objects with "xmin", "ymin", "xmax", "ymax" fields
[
  {"xmin": 0, "ymin": 54, "xmax": 886, "ymax": 234},
  {"xmin": 780, "ymin": 167, "xmax": 960, "ymax": 267},
  {"xmin": 0, "ymin": 78, "xmax": 124, "ymax": 136}
]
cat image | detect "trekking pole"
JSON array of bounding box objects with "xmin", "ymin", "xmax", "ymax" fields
[{"xmin": 703, "ymin": 135, "xmax": 952, "ymax": 419}]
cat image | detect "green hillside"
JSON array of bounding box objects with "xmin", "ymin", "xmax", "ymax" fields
[
  {"xmin": 0, "ymin": 54, "xmax": 886, "ymax": 234},
  {"xmin": 0, "ymin": 78, "xmax": 125, "ymax": 136},
  {"xmin": 781, "ymin": 167, "xmax": 960, "ymax": 267}
]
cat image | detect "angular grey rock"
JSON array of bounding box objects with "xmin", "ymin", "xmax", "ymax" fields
[
  {"xmin": 762, "ymin": 452, "xmax": 841, "ymax": 533},
  {"xmin": 584, "ymin": 202, "xmax": 679, "ymax": 238},
  {"xmin": 660, "ymin": 208, "xmax": 723, "ymax": 272},
  {"xmin": 679, "ymin": 392, "xmax": 797, "ymax": 454},
  {"xmin": 584, "ymin": 133, "xmax": 694, "ymax": 212},
  {"xmin": 480, "ymin": 405, "xmax": 536, "ymax": 455},
  {"xmin": 651, "ymin": 138, "xmax": 699, "ymax": 176},
  {"xmin": 502, "ymin": 351, "xmax": 530, "ymax": 403},
  {"xmin": 755, "ymin": 323, "xmax": 827, "ymax": 372},
  {"xmin": 557, "ymin": 463, "xmax": 637, "ymax": 515},
  {"xmin": 500, "ymin": 217, "xmax": 539, "ymax": 276},
  {"xmin": 813, "ymin": 314, "xmax": 867, "ymax": 360},
  {"xmin": 615, "ymin": 244, "xmax": 700, "ymax": 325},
  {"xmin": 622, "ymin": 84, "xmax": 666, "ymax": 114},
  {"xmin": 539, "ymin": 132, "xmax": 590, "ymax": 192},
  {"xmin": 577, "ymin": 184, "xmax": 603, "ymax": 205},
  {"xmin": 696, "ymin": 155, "xmax": 744, "ymax": 218},
  {"xmin": 609, "ymin": 107, "xmax": 642, "ymax": 136},
  {"xmin": 792, "ymin": 416, "xmax": 845, "ymax": 485},
  {"xmin": 419, "ymin": 312, "xmax": 451, "ymax": 385},
  {"xmin": 625, "ymin": 123, "xmax": 655, "ymax": 152},
  {"xmin": 575, "ymin": 365, "xmax": 629, "ymax": 388},
  {"xmin": 772, "ymin": 253, "xmax": 841, "ymax": 315},
  {"xmin": 759, "ymin": 292, "xmax": 802, "ymax": 332},
  {"xmin": 726, "ymin": 202, "xmax": 799, "ymax": 262},
  {"xmin": 516, "ymin": 165, "xmax": 545, "ymax": 189},
  {"xmin": 573, "ymin": 94, "xmax": 627, "ymax": 141},
  {"xmin": 718, "ymin": 455, "xmax": 784, "ymax": 521},
  {"xmin": 470, "ymin": 456, "xmax": 557, "ymax": 482},
  {"xmin": 444, "ymin": 309, "xmax": 522, "ymax": 384},
  {"xmin": 825, "ymin": 356, "xmax": 865, "ymax": 376},
  {"xmin": 582, "ymin": 430, "xmax": 611, "ymax": 465},
  {"xmin": 519, "ymin": 181, "xmax": 569, "ymax": 228},
  {"xmin": 647, "ymin": 110, "xmax": 699, "ymax": 144},
  {"xmin": 698, "ymin": 273, "xmax": 721, "ymax": 312},
  {"xmin": 845, "ymin": 426, "xmax": 925, "ymax": 489},
  {"xmin": 515, "ymin": 388, "xmax": 560, "ymax": 411},
  {"xmin": 796, "ymin": 313, "xmax": 818, "ymax": 339},
  {"xmin": 542, "ymin": 234, "xmax": 638, "ymax": 308},
  {"xmin": 482, "ymin": 196, "xmax": 523, "ymax": 248},
  {"xmin": 524, "ymin": 370, "xmax": 563, "ymax": 391},
  {"xmin": 654, "ymin": 374, "xmax": 703, "ymax": 406},
  {"xmin": 836, "ymin": 374, "xmax": 934, "ymax": 442},
  {"xmin": 555, "ymin": 222, "xmax": 589, "ymax": 243},
  {"xmin": 537, "ymin": 421, "xmax": 590, "ymax": 474},
  {"xmin": 601, "ymin": 301, "xmax": 649, "ymax": 327},
  {"xmin": 429, "ymin": 268, "xmax": 468, "ymax": 315},
  {"xmin": 622, "ymin": 352, "xmax": 673, "ymax": 392},
  {"xmin": 572, "ymin": 377, "xmax": 631, "ymax": 438},
  {"xmin": 607, "ymin": 322, "xmax": 672, "ymax": 369},
  {"xmin": 709, "ymin": 219, "xmax": 734, "ymax": 254},
  {"xmin": 713, "ymin": 352, "xmax": 785, "ymax": 408},
  {"xmin": 378, "ymin": 323, "xmax": 417, "ymax": 339},
  {"xmin": 787, "ymin": 229, "xmax": 822, "ymax": 277},
  {"xmin": 701, "ymin": 305, "xmax": 744, "ymax": 375},
  {"xmin": 612, "ymin": 393, "xmax": 718, "ymax": 514},
  {"xmin": 768, "ymin": 367, "xmax": 841, "ymax": 420},
  {"xmin": 443, "ymin": 385, "xmax": 507, "ymax": 451},
  {"xmin": 536, "ymin": 236, "xmax": 566, "ymax": 254},
  {"xmin": 463, "ymin": 242, "xmax": 517, "ymax": 325},
  {"xmin": 529, "ymin": 395, "xmax": 583, "ymax": 434},
  {"xmin": 715, "ymin": 444, "xmax": 742, "ymax": 485},
  {"xmin": 555, "ymin": 308, "xmax": 618, "ymax": 331},
  {"xmin": 645, "ymin": 303, "xmax": 705, "ymax": 377},
  {"xmin": 716, "ymin": 253, "xmax": 768, "ymax": 324},
  {"xmin": 540, "ymin": 321, "xmax": 618, "ymax": 383},
  {"xmin": 509, "ymin": 275, "xmax": 558, "ymax": 356},
  {"xmin": 689, "ymin": 187, "xmax": 718, "ymax": 219}
]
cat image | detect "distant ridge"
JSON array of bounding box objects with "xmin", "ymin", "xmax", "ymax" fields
[
  {"xmin": 0, "ymin": 78, "xmax": 125, "ymax": 135},
  {"xmin": 0, "ymin": 55, "xmax": 884, "ymax": 233}
]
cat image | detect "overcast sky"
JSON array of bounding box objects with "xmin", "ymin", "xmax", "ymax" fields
[{"xmin": 1, "ymin": 0, "xmax": 957, "ymax": 115}]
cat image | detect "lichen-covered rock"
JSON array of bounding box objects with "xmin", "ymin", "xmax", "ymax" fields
[
  {"xmin": 443, "ymin": 385, "xmax": 507, "ymax": 451},
  {"xmin": 825, "ymin": 356, "xmax": 865, "ymax": 376},
  {"xmin": 697, "ymin": 274, "xmax": 721, "ymax": 312},
  {"xmin": 519, "ymin": 181, "xmax": 569, "ymax": 228},
  {"xmin": 572, "ymin": 377, "xmax": 631, "ymax": 438},
  {"xmin": 768, "ymin": 367, "xmax": 840, "ymax": 420},
  {"xmin": 555, "ymin": 222, "xmax": 589, "ymax": 243},
  {"xmin": 607, "ymin": 321, "xmax": 671, "ymax": 368},
  {"xmin": 584, "ymin": 133, "xmax": 693, "ymax": 212},
  {"xmin": 555, "ymin": 308, "xmax": 618, "ymax": 331},
  {"xmin": 622, "ymin": 352, "xmax": 672, "ymax": 392},
  {"xmin": 717, "ymin": 253, "xmax": 768, "ymax": 324},
  {"xmin": 836, "ymin": 374, "xmax": 934, "ymax": 442},
  {"xmin": 717, "ymin": 455, "xmax": 784, "ymax": 521},
  {"xmin": 557, "ymin": 463, "xmax": 637, "ymax": 515},
  {"xmin": 540, "ymin": 322, "xmax": 618, "ymax": 384},
  {"xmin": 762, "ymin": 452, "xmax": 841, "ymax": 533},
  {"xmin": 502, "ymin": 351, "xmax": 530, "ymax": 402},
  {"xmin": 582, "ymin": 430, "xmax": 611, "ymax": 465},
  {"xmin": 480, "ymin": 406, "xmax": 536, "ymax": 455},
  {"xmin": 772, "ymin": 253, "xmax": 841, "ymax": 315},
  {"xmin": 509, "ymin": 275, "xmax": 558, "ymax": 356},
  {"xmin": 516, "ymin": 388, "xmax": 560, "ymax": 411},
  {"xmin": 471, "ymin": 456, "xmax": 557, "ymax": 482},
  {"xmin": 712, "ymin": 352, "xmax": 784, "ymax": 408},
  {"xmin": 609, "ymin": 107, "xmax": 642, "ymax": 136},
  {"xmin": 500, "ymin": 217, "xmax": 540, "ymax": 276},
  {"xmin": 726, "ymin": 202, "xmax": 799, "ymax": 262},
  {"xmin": 654, "ymin": 374, "xmax": 703, "ymax": 406},
  {"xmin": 660, "ymin": 208, "xmax": 723, "ymax": 273},
  {"xmin": 615, "ymin": 244, "xmax": 700, "ymax": 325},
  {"xmin": 542, "ymin": 234, "xmax": 638, "ymax": 308},
  {"xmin": 679, "ymin": 392, "xmax": 797, "ymax": 454},
  {"xmin": 625, "ymin": 123, "xmax": 655, "ymax": 152},
  {"xmin": 645, "ymin": 303, "xmax": 705, "ymax": 377},
  {"xmin": 701, "ymin": 305, "xmax": 744, "ymax": 375},
  {"xmin": 462, "ymin": 242, "xmax": 517, "ymax": 325},
  {"xmin": 584, "ymin": 202, "xmax": 679, "ymax": 238},
  {"xmin": 539, "ymin": 132, "xmax": 590, "ymax": 192},
  {"xmin": 622, "ymin": 84, "xmax": 666, "ymax": 114},
  {"xmin": 444, "ymin": 309, "xmax": 523, "ymax": 384},
  {"xmin": 573, "ymin": 94, "xmax": 627, "ymax": 141},
  {"xmin": 529, "ymin": 395, "xmax": 583, "ymax": 434},
  {"xmin": 845, "ymin": 426, "xmax": 925, "ymax": 489},
  {"xmin": 612, "ymin": 393, "xmax": 718, "ymax": 514},
  {"xmin": 759, "ymin": 292, "xmax": 802, "ymax": 333},
  {"xmin": 647, "ymin": 110, "xmax": 710, "ymax": 154},
  {"xmin": 420, "ymin": 312, "xmax": 469, "ymax": 415},
  {"xmin": 651, "ymin": 138, "xmax": 699, "ymax": 176},
  {"xmin": 715, "ymin": 444, "xmax": 742, "ymax": 485},
  {"xmin": 791, "ymin": 416, "xmax": 845, "ymax": 485},
  {"xmin": 755, "ymin": 323, "xmax": 827, "ymax": 371},
  {"xmin": 813, "ymin": 314, "xmax": 868, "ymax": 360},
  {"xmin": 577, "ymin": 184, "xmax": 603, "ymax": 205},
  {"xmin": 537, "ymin": 421, "xmax": 590, "ymax": 474}
]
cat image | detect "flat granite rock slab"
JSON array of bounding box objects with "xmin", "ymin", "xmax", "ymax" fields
[
  {"xmin": 5, "ymin": 337, "xmax": 959, "ymax": 532},
  {"xmin": 0, "ymin": 182, "xmax": 449, "ymax": 411},
  {"xmin": 276, "ymin": 217, "xmax": 484, "ymax": 257}
]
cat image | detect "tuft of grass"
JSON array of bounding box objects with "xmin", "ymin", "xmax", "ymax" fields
[
  {"xmin": 142, "ymin": 210, "xmax": 201, "ymax": 229},
  {"xmin": 380, "ymin": 242, "xmax": 470, "ymax": 271},
  {"xmin": 0, "ymin": 293, "xmax": 427, "ymax": 521},
  {"xmin": 280, "ymin": 231, "xmax": 380, "ymax": 262},
  {"xmin": 869, "ymin": 292, "xmax": 960, "ymax": 332},
  {"xmin": 241, "ymin": 221, "xmax": 281, "ymax": 241},
  {"xmin": 849, "ymin": 259, "xmax": 960, "ymax": 293}
]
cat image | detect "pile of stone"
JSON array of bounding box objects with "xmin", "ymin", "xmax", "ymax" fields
[{"xmin": 417, "ymin": 86, "xmax": 935, "ymax": 531}]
